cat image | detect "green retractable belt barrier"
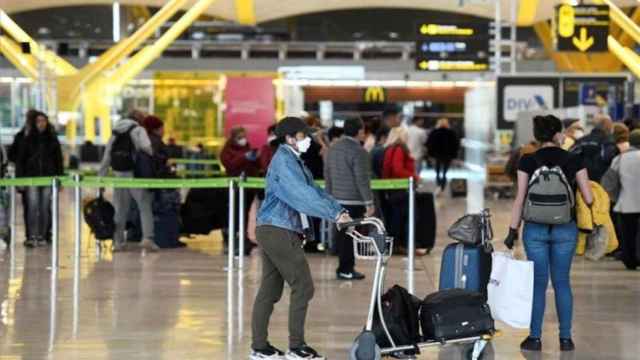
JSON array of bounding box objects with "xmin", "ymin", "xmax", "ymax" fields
[{"xmin": 238, "ymin": 177, "xmax": 410, "ymax": 190}]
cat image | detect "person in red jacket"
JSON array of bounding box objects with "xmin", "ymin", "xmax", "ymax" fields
[
  {"xmin": 381, "ymin": 126, "xmax": 425, "ymax": 255},
  {"xmin": 221, "ymin": 126, "xmax": 260, "ymax": 177},
  {"xmin": 221, "ymin": 126, "xmax": 260, "ymax": 255},
  {"xmin": 258, "ymin": 125, "xmax": 278, "ymax": 175},
  {"xmin": 382, "ymin": 126, "xmax": 418, "ymax": 180}
]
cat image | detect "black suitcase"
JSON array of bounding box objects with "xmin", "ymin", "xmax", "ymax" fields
[
  {"xmin": 83, "ymin": 193, "xmax": 115, "ymax": 240},
  {"xmin": 415, "ymin": 192, "xmax": 436, "ymax": 250},
  {"xmin": 450, "ymin": 179, "xmax": 467, "ymax": 198},
  {"xmin": 420, "ymin": 288, "xmax": 494, "ymax": 343},
  {"xmin": 153, "ymin": 190, "xmax": 181, "ymax": 248}
]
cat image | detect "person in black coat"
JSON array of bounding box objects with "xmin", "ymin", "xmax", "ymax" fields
[
  {"xmin": 426, "ymin": 118, "xmax": 460, "ymax": 190},
  {"xmin": 8, "ymin": 109, "xmax": 39, "ymax": 245},
  {"xmin": 17, "ymin": 112, "xmax": 63, "ymax": 247}
]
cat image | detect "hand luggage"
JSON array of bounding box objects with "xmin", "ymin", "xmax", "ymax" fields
[
  {"xmin": 450, "ymin": 179, "xmax": 467, "ymax": 198},
  {"xmin": 439, "ymin": 243, "xmax": 492, "ymax": 296},
  {"xmin": 372, "ymin": 285, "xmax": 422, "ymax": 350},
  {"xmin": 153, "ymin": 190, "xmax": 181, "ymax": 248},
  {"xmin": 415, "ymin": 192, "xmax": 436, "ymax": 251},
  {"xmin": 180, "ymin": 188, "xmax": 228, "ymax": 235},
  {"xmin": 419, "ymin": 288, "xmax": 494, "ymax": 343},
  {"xmin": 83, "ymin": 192, "xmax": 116, "ymax": 240}
]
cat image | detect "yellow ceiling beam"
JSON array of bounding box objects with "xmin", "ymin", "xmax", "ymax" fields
[
  {"xmin": 608, "ymin": 36, "xmax": 640, "ymax": 78},
  {"xmin": 598, "ymin": 0, "xmax": 640, "ymax": 46},
  {"xmin": 0, "ymin": 10, "xmax": 76, "ymax": 76},
  {"xmin": 107, "ymin": 0, "xmax": 217, "ymax": 91},
  {"xmin": 517, "ymin": 0, "xmax": 539, "ymax": 26},
  {"xmin": 74, "ymin": 0, "xmax": 189, "ymax": 88},
  {"xmin": 0, "ymin": 35, "xmax": 38, "ymax": 79},
  {"xmin": 616, "ymin": 6, "xmax": 640, "ymax": 47},
  {"xmin": 57, "ymin": 0, "xmax": 190, "ymax": 111},
  {"xmin": 235, "ymin": 0, "xmax": 256, "ymax": 25}
]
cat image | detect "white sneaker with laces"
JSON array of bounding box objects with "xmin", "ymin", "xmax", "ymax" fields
[{"xmin": 285, "ymin": 344, "xmax": 325, "ymax": 360}]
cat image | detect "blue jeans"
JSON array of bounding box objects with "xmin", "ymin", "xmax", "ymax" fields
[{"xmin": 523, "ymin": 221, "xmax": 578, "ymax": 339}]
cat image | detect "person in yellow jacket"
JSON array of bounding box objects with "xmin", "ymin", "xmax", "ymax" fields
[{"xmin": 575, "ymin": 181, "xmax": 618, "ymax": 257}]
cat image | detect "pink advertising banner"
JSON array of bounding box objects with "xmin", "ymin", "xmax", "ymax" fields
[{"xmin": 224, "ymin": 77, "xmax": 275, "ymax": 149}]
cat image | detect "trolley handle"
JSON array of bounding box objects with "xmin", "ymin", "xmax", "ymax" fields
[
  {"xmin": 336, "ymin": 219, "xmax": 366, "ymax": 232},
  {"xmin": 337, "ymin": 217, "xmax": 386, "ymax": 234}
]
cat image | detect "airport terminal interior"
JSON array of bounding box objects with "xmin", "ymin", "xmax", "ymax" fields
[{"xmin": 1, "ymin": 0, "xmax": 640, "ymax": 359}]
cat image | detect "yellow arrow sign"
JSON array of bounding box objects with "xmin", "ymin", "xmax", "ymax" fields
[
  {"xmin": 572, "ymin": 27, "xmax": 594, "ymax": 52},
  {"xmin": 418, "ymin": 60, "xmax": 429, "ymax": 70}
]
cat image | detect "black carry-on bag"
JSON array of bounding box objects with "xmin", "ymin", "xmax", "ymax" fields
[{"xmin": 83, "ymin": 191, "xmax": 116, "ymax": 240}]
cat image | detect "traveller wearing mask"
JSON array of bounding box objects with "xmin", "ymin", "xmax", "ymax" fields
[
  {"xmin": 250, "ymin": 117, "xmax": 351, "ymax": 360},
  {"xmin": 571, "ymin": 115, "xmax": 618, "ymax": 182},
  {"xmin": 99, "ymin": 111, "xmax": 157, "ymax": 252},
  {"xmin": 17, "ymin": 112, "xmax": 63, "ymax": 248},
  {"xmin": 561, "ymin": 119, "xmax": 584, "ymax": 150},
  {"xmin": 221, "ymin": 127, "xmax": 260, "ymax": 177},
  {"xmin": 504, "ymin": 115, "xmax": 593, "ymax": 352},
  {"xmin": 325, "ymin": 117, "xmax": 373, "ymax": 281}
]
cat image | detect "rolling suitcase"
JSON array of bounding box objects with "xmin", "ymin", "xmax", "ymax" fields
[
  {"xmin": 420, "ymin": 288, "xmax": 494, "ymax": 343},
  {"xmin": 439, "ymin": 243, "xmax": 492, "ymax": 296},
  {"xmin": 415, "ymin": 192, "xmax": 436, "ymax": 251},
  {"xmin": 153, "ymin": 190, "xmax": 181, "ymax": 248}
]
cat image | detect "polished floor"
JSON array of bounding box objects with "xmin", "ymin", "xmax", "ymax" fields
[{"xmin": 0, "ymin": 186, "xmax": 639, "ymax": 360}]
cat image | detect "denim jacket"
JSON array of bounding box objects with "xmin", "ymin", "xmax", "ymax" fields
[{"xmin": 257, "ymin": 145, "xmax": 343, "ymax": 234}]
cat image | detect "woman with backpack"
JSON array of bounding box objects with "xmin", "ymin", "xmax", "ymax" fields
[
  {"xmin": 504, "ymin": 115, "xmax": 593, "ymax": 352},
  {"xmin": 16, "ymin": 112, "xmax": 64, "ymax": 248}
]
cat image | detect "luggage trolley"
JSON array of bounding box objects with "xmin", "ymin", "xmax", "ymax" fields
[{"xmin": 342, "ymin": 218, "xmax": 493, "ymax": 360}]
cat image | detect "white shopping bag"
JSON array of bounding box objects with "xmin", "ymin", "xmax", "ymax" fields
[{"xmin": 487, "ymin": 251, "xmax": 534, "ymax": 329}]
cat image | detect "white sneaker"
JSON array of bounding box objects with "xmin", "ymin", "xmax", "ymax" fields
[
  {"xmin": 285, "ymin": 344, "xmax": 325, "ymax": 359},
  {"xmin": 250, "ymin": 343, "xmax": 285, "ymax": 359},
  {"xmin": 141, "ymin": 239, "xmax": 159, "ymax": 252}
]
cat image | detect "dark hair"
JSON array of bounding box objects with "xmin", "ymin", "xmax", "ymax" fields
[
  {"xmin": 328, "ymin": 127, "xmax": 344, "ymax": 142},
  {"xmin": 267, "ymin": 124, "xmax": 277, "ymax": 135},
  {"xmin": 562, "ymin": 118, "xmax": 579, "ymax": 129},
  {"xmin": 533, "ymin": 115, "xmax": 562, "ymax": 143},
  {"xmin": 25, "ymin": 109, "xmax": 39, "ymax": 129},
  {"xmin": 382, "ymin": 106, "xmax": 400, "ymax": 118},
  {"xmin": 375, "ymin": 126, "xmax": 390, "ymax": 143},
  {"xmin": 623, "ymin": 117, "xmax": 639, "ymax": 132},
  {"xmin": 343, "ymin": 117, "xmax": 364, "ymax": 137}
]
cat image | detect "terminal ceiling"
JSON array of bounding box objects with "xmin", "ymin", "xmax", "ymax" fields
[{"xmin": 3, "ymin": 0, "xmax": 639, "ymax": 25}]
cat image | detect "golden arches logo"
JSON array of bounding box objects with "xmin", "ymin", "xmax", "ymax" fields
[{"xmin": 364, "ymin": 87, "xmax": 386, "ymax": 103}]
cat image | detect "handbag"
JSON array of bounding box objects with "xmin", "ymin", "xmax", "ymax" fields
[
  {"xmin": 600, "ymin": 161, "xmax": 620, "ymax": 203},
  {"xmin": 487, "ymin": 251, "xmax": 534, "ymax": 329},
  {"xmin": 585, "ymin": 225, "xmax": 608, "ymax": 261},
  {"xmin": 448, "ymin": 210, "xmax": 493, "ymax": 246}
]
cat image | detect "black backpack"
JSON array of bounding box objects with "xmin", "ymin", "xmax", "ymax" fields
[
  {"xmin": 372, "ymin": 285, "xmax": 421, "ymax": 351},
  {"xmin": 83, "ymin": 193, "xmax": 116, "ymax": 240},
  {"xmin": 111, "ymin": 126, "xmax": 136, "ymax": 171}
]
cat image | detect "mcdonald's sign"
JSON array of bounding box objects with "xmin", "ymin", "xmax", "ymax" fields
[{"xmin": 363, "ymin": 87, "xmax": 386, "ymax": 103}]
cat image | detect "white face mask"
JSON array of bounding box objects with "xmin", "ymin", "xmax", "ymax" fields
[
  {"xmin": 236, "ymin": 138, "xmax": 247, "ymax": 147},
  {"xmin": 267, "ymin": 135, "xmax": 277, "ymax": 143},
  {"xmin": 296, "ymin": 137, "xmax": 312, "ymax": 154},
  {"xmin": 573, "ymin": 130, "xmax": 584, "ymax": 140}
]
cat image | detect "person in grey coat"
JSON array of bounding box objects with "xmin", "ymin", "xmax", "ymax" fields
[
  {"xmin": 324, "ymin": 117, "xmax": 374, "ymax": 280},
  {"xmin": 99, "ymin": 112, "xmax": 157, "ymax": 252}
]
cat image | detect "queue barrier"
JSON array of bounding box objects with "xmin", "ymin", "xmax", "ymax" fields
[{"xmin": 1, "ymin": 175, "xmax": 417, "ymax": 293}]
